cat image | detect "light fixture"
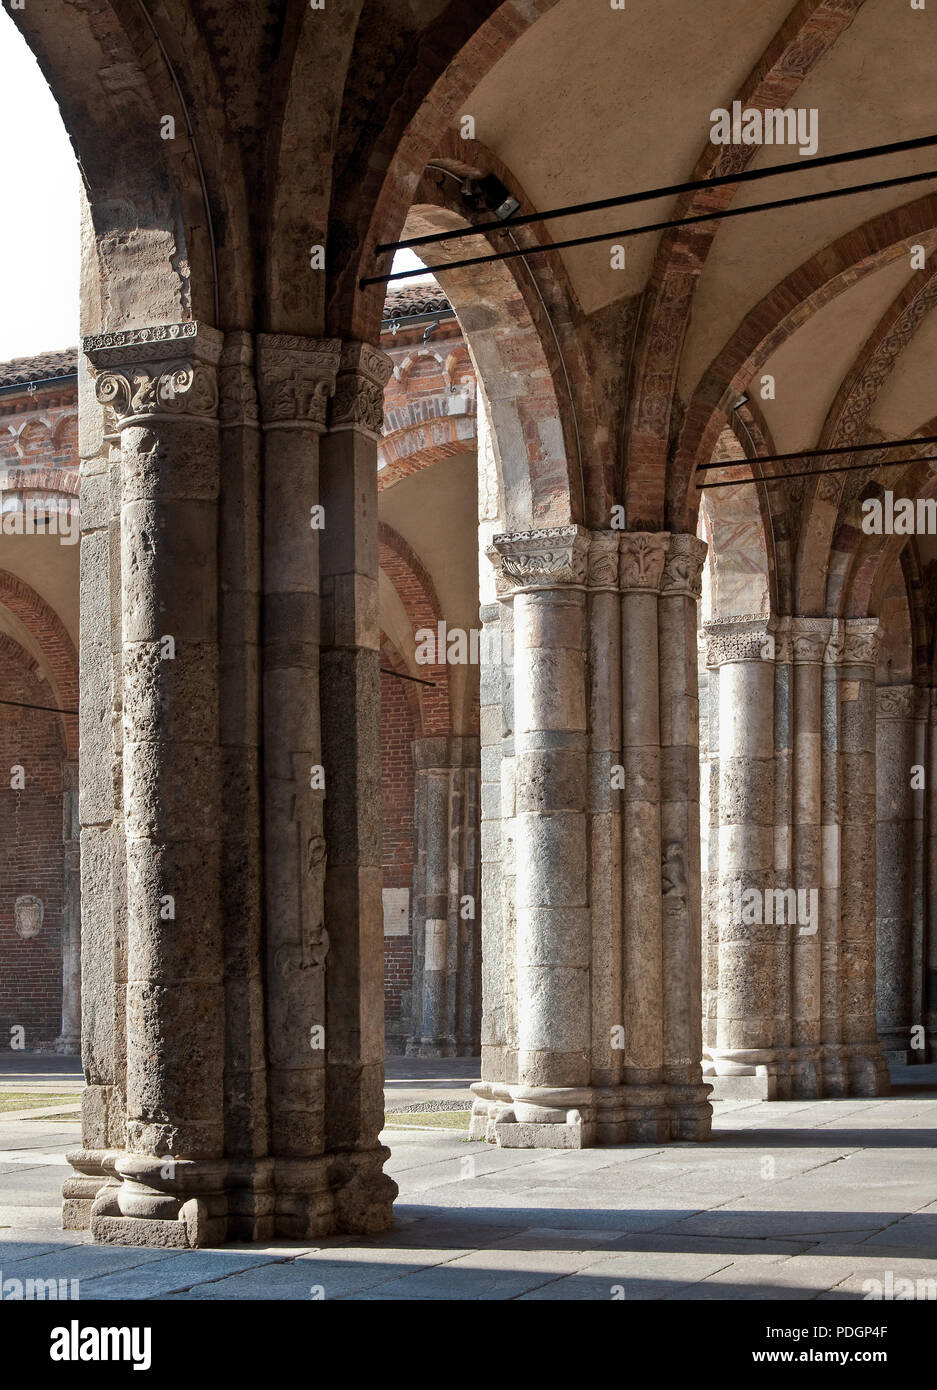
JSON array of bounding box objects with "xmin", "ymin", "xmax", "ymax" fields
[
  {"xmin": 461, "ymin": 174, "xmax": 521, "ymax": 222},
  {"xmin": 732, "ymin": 394, "xmax": 749, "ymax": 411}
]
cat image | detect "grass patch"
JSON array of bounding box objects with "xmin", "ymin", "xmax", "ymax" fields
[
  {"xmin": 383, "ymin": 1109, "xmax": 472, "ymax": 1130},
  {"xmin": 0, "ymin": 1092, "xmax": 80, "ymax": 1114}
]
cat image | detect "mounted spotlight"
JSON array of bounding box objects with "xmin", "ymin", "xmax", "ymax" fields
[
  {"xmin": 461, "ymin": 174, "xmax": 521, "ymax": 222},
  {"xmin": 732, "ymin": 394, "xmax": 749, "ymax": 411}
]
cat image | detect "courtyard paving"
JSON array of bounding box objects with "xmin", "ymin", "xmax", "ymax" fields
[{"xmin": 2, "ymin": 1059, "xmax": 937, "ymax": 1300}]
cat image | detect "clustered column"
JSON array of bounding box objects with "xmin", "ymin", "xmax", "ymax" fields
[
  {"xmin": 703, "ymin": 613, "xmax": 889, "ymax": 1099},
  {"xmin": 63, "ymin": 327, "xmax": 398, "ymax": 1246},
  {"xmin": 875, "ymin": 684, "xmax": 917, "ymax": 1062},
  {"xmin": 408, "ymin": 735, "xmax": 480, "ymax": 1057},
  {"xmin": 471, "ymin": 528, "xmax": 711, "ymax": 1147}
]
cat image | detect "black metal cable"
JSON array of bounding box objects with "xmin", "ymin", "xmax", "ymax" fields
[
  {"xmin": 380, "ymin": 667, "xmax": 437, "ymax": 687},
  {"xmin": 697, "ymin": 432, "xmax": 937, "ymax": 471},
  {"xmin": 378, "ymin": 130, "xmax": 937, "ymax": 255},
  {"xmin": 697, "ymin": 454, "xmax": 937, "ymax": 490},
  {"xmin": 361, "ymin": 165, "xmax": 937, "ymax": 288},
  {"xmin": 0, "ymin": 698, "xmax": 78, "ymax": 715}
]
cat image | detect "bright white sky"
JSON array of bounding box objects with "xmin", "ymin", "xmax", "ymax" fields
[{"xmin": 0, "ymin": 10, "xmax": 80, "ymax": 362}]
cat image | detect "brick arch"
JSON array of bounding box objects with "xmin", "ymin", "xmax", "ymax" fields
[
  {"xmin": 627, "ymin": 0, "xmax": 868, "ymax": 532},
  {"xmin": 796, "ymin": 257, "xmax": 937, "ymax": 613},
  {"xmin": 899, "ymin": 542, "xmax": 930, "ymax": 685},
  {"xmin": 816, "ymin": 431, "xmax": 937, "ymax": 620},
  {"xmin": 378, "ymin": 423, "xmax": 478, "ymax": 490},
  {"xmin": 699, "ymin": 413, "xmax": 777, "ymax": 622},
  {"xmin": 0, "ymin": 470, "xmax": 79, "ymax": 497},
  {"xmin": 673, "ymin": 193, "xmax": 937, "ymax": 541},
  {"xmin": 378, "ymin": 522, "xmax": 451, "ymax": 736},
  {"xmin": 0, "ymin": 571, "xmax": 78, "ymax": 759},
  {"xmin": 15, "ymin": 419, "xmax": 52, "ymax": 461},
  {"xmin": 375, "ymin": 138, "xmax": 602, "ymax": 529}
]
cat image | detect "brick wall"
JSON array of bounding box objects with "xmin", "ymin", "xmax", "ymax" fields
[
  {"xmin": 0, "ymin": 638, "xmax": 65, "ymax": 1049},
  {"xmin": 381, "ymin": 667, "xmax": 415, "ymax": 1049}
]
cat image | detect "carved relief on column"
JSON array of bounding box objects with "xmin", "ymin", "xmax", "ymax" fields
[
  {"xmin": 790, "ymin": 616, "xmax": 832, "ymax": 665},
  {"xmin": 256, "ymin": 334, "xmax": 341, "ymax": 429},
  {"xmin": 659, "ymin": 532, "xmax": 707, "ymax": 600},
  {"xmin": 842, "ymin": 619, "xmax": 883, "ymax": 668},
  {"xmin": 330, "ymin": 341, "xmax": 393, "ymax": 440},
  {"xmin": 703, "ymin": 614, "xmax": 774, "ymax": 667},
  {"xmin": 618, "ymin": 531, "xmax": 669, "ymax": 592},
  {"xmin": 586, "ymin": 531, "xmax": 620, "ymax": 592},
  {"xmin": 88, "ymin": 321, "xmax": 222, "ymax": 429},
  {"xmin": 877, "ymin": 685, "xmax": 916, "ymax": 721},
  {"xmin": 218, "ymin": 329, "xmax": 259, "ymax": 427},
  {"xmin": 494, "ymin": 525, "xmax": 591, "ymax": 590}
]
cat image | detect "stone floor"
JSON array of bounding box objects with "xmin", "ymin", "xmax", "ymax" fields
[{"xmin": 3, "ymin": 1059, "xmax": 937, "ymax": 1300}]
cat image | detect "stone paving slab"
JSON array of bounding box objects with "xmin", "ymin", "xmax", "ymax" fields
[{"xmin": 3, "ymin": 1090, "xmax": 937, "ymax": 1299}]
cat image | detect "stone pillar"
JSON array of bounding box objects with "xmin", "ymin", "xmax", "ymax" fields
[
  {"xmin": 927, "ymin": 689, "xmax": 937, "ymax": 1061},
  {"xmin": 255, "ymin": 334, "xmax": 338, "ymax": 1236},
  {"xmin": 499, "ymin": 526, "xmax": 592, "ymax": 1145},
  {"xmin": 839, "ymin": 622, "xmax": 890, "ymax": 1095},
  {"xmin": 317, "ymin": 341, "xmax": 398, "ymax": 1231},
  {"xmin": 408, "ymin": 736, "xmax": 480, "ymax": 1057},
  {"xmin": 702, "ymin": 613, "xmax": 888, "ymax": 1101},
  {"xmin": 70, "ymin": 323, "xmax": 229, "ymax": 1246},
  {"xmin": 471, "ymin": 528, "xmax": 711, "ymax": 1147},
  {"xmin": 875, "ymin": 684, "xmax": 916, "ymax": 1062},
  {"xmin": 703, "ymin": 616, "xmax": 780, "ymax": 1099},
  {"xmin": 789, "ymin": 617, "xmax": 827, "ymax": 1096},
  {"xmin": 62, "ymin": 352, "xmax": 126, "ymax": 1230},
  {"xmin": 658, "ymin": 535, "xmax": 710, "ymax": 1136},
  {"xmin": 54, "ymin": 760, "xmax": 80, "ymax": 1054}
]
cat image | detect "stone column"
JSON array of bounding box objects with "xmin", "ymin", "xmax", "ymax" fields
[
  {"xmin": 875, "ymin": 684, "xmax": 916, "ymax": 1061},
  {"xmin": 789, "ymin": 617, "xmax": 828, "ymax": 1096},
  {"xmin": 317, "ymin": 341, "xmax": 398, "ymax": 1231},
  {"xmin": 54, "ymin": 760, "xmax": 80, "ymax": 1054},
  {"xmin": 78, "ymin": 322, "xmax": 228, "ymax": 1246},
  {"xmin": 927, "ymin": 689, "xmax": 937, "ymax": 1061},
  {"xmin": 618, "ymin": 533, "xmax": 669, "ymax": 1134},
  {"xmin": 482, "ymin": 526, "xmax": 593, "ymax": 1146},
  {"xmin": 255, "ymin": 334, "xmax": 339, "ymax": 1237},
  {"xmin": 408, "ymin": 736, "xmax": 480, "ymax": 1057},
  {"xmin": 62, "ymin": 356, "xmax": 126, "ymax": 1230},
  {"xmin": 703, "ymin": 615, "xmax": 780, "ymax": 1099},
  {"xmin": 838, "ymin": 621, "xmax": 890, "ymax": 1095},
  {"xmin": 471, "ymin": 528, "xmax": 711, "ymax": 1147},
  {"xmin": 658, "ymin": 535, "xmax": 710, "ymax": 1136}
]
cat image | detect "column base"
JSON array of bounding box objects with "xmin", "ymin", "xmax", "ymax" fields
[
  {"xmin": 702, "ymin": 1045, "xmax": 890, "ymax": 1100},
  {"xmin": 52, "ymin": 1034, "xmax": 80, "ymax": 1056},
  {"xmin": 63, "ymin": 1147, "xmax": 397, "ymax": 1247},
  {"xmin": 470, "ymin": 1080, "xmax": 712, "ymax": 1146}
]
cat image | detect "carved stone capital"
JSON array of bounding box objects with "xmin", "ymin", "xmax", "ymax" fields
[
  {"xmin": 790, "ymin": 616, "xmax": 833, "ymax": 665},
  {"xmin": 661, "ymin": 533, "xmax": 707, "ymax": 598},
  {"xmin": 772, "ymin": 616, "xmax": 792, "ymax": 664},
  {"xmin": 330, "ymin": 341, "xmax": 394, "ymax": 440},
  {"xmin": 842, "ymin": 618, "xmax": 883, "ymax": 668},
  {"xmin": 703, "ymin": 615, "xmax": 773, "ymax": 666},
  {"xmin": 84, "ymin": 322, "xmax": 223, "ymax": 429},
  {"xmin": 491, "ymin": 526, "xmax": 590, "ymax": 590},
  {"xmin": 587, "ymin": 532, "xmax": 620, "ymax": 589},
  {"xmin": 876, "ymin": 684, "xmax": 915, "ymax": 721},
  {"xmin": 619, "ymin": 532, "xmax": 669, "ymax": 592},
  {"xmin": 255, "ymin": 334, "xmax": 342, "ymax": 429},
  {"xmin": 218, "ymin": 329, "xmax": 259, "ymax": 426}
]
